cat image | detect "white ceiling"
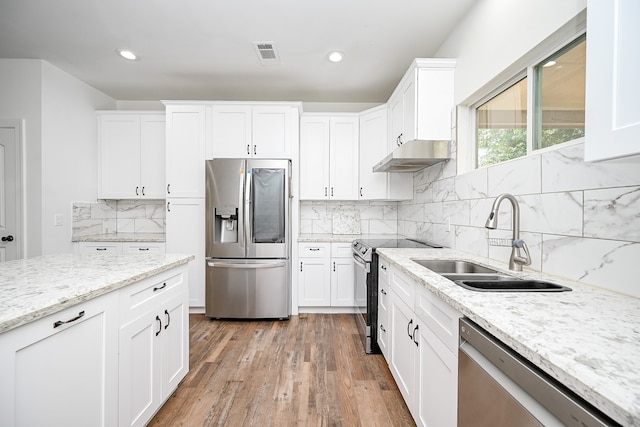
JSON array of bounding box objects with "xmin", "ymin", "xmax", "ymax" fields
[{"xmin": 0, "ymin": 0, "xmax": 476, "ymax": 103}]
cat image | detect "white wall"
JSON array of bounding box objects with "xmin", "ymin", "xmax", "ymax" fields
[
  {"xmin": 41, "ymin": 61, "xmax": 116, "ymax": 254},
  {"xmin": 436, "ymin": 0, "xmax": 587, "ymax": 103},
  {"xmin": 0, "ymin": 59, "xmax": 43, "ymax": 257},
  {"xmin": 0, "ymin": 59, "xmax": 116, "ymax": 257}
]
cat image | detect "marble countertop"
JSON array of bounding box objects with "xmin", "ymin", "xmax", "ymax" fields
[
  {"xmin": 376, "ymin": 247, "xmax": 639, "ymax": 426},
  {"xmin": 0, "ymin": 253, "xmax": 193, "ymax": 334},
  {"xmin": 72, "ymin": 233, "xmax": 166, "ymax": 242}
]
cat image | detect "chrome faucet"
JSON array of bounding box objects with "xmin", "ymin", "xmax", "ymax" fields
[{"xmin": 485, "ymin": 193, "xmax": 531, "ymax": 271}]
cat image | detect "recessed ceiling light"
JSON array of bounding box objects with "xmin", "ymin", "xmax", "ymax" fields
[
  {"xmin": 543, "ymin": 60, "xmax": 556, "ymax": 68},
  {"xmin": 116, "ymin": 49, "xmax": 137, "ymax": 61},
  {"xmin": 328, "ymin": 51, "xmax": 344, "ymax": 63}
]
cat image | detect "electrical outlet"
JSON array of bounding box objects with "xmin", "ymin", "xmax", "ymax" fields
[
  {"xmin": 54, "ymin": 214, "xmax": 63, "ymax": 226},
  {"xmin": 489, "ymin": 238, "xmax": 511, "ymax": 247},
  {"xmin": 446, "ymin": 217, "xmax": 451, "ymax": 232}
]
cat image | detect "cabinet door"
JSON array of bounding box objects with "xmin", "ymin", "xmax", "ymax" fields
[
  {"xmin": 252, "ymin": 106, "xmax": 292, "ymax": 158},
  {"xmin": 76, "ymin": 241, "xmax": 122, "ymax": 254},
  {"xmin": 0, "ymin": 293, "xmax": 119, "ymax": 427},
  {"xmin": 585, "ymin": 0, "xmax": 640, "ymax": 161},
  {"xmin": 378, "ymin": 279, "xmax": 390, "ymax": 360},
  {"xmin": 329, "ymin": 116, "xmax": 359, "ymax": 200},
  {"xmin": 160, "ymin": 291, "xmax": 189, "ymax": 396},
  {"xmin": 98, "ymin": 114, "xmax": 141, "ymax": 199},
  {"xmin": 359, "ymin": 107, "xmax": 389, "ymax": 200},
  {"xmin": 298, "ymin": 257, "xmax": 331, "ymax": 306},
  {"xmin": 299, "ymin": 116, "xmax": 330, "ymax": 200},
  {"xmin": 166, "ymin": 198, "xmax": 205, "ymax": 308},
  {"xmin": 388, "ymin": 95, "xmax": 403, "ymax": 151},
  {"xmin": 211, "ymin": 105, "xmax": 252, "ymax": 158},
  {"xmin": 140, "ymin": 114, "xmax": 166, "ymax": 199},
  {"xmin": 330, "ymin": 257, "xmax": 355, "ymax": 306},
  {"xmin": 389, "ymin": 291, "xmax": 417, "ymax": 411},
  {"xmin": 401, "ymin": 77, "xmax": 417, "ymax": 143},
  {"xmin": 166, "ymin": 105, "xmax": 206, "ymax": 198},
  {"xmin": 119, "ymin": 308, "xmax": 162, "ymax": 427},
  {"xmin": 123, "ymin": 242, "xmax": 166, "ymax": 254}
]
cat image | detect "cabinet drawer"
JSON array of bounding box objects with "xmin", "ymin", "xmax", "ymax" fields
[
  {"xmin": 378, "ymin": 258, "xmax": 390, "ymax": 283},
  {"xmin": 77, "ymin": 242, "xmax": 122, "ymax": 254},
  {"xmin": 415, "ymin": 285, "xmax": 462, "ymax": 355},
  {"xmin": 120, "ymin": 269, "xmax": 185, "ymax": 323},
  {"xmin": 390, "ymin": 267, "xmax": 415, "ymax": 308},
  {"xmin": 299, "ymin": 242, "xmax": 330, "ymax": 257},
  {"xmin": 331, "ymin": 242, "xmax": 353, "ymax": 258},
  {"xmin": 122, "ymin": 242, "xmax": 166, "ymax": 254}
]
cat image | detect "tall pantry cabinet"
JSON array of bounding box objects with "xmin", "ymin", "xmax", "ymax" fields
[{"xmin": 164, "ymin": 103, "xmax": 207, "ymax": 309}]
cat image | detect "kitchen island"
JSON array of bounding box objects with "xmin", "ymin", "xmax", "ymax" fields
[
  {"xmin": 0, "ymin": 253, "xmax": 193, "ymax": 427},
  {"xmin": 377, "ymin": 247, "xmax": 639, "ymax": 426}
]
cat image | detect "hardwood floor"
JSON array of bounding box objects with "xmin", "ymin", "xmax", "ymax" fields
[{"xmin": 149, "ymin": 314, "xmax": 415, "ymax": 427}]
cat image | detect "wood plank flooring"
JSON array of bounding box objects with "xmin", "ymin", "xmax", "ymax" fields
[{"xmin": 149, "ymin": 314, "xmax": 415, "ymax": 427}]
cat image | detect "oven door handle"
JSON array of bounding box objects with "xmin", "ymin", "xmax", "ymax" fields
[{"xmin": 352, "ymin": 254, "xmax": 370, "ymax": 273}]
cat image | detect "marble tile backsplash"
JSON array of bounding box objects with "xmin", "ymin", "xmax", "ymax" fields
[
  {"xmin": 72, "ymin": 200, "xmax": 165, "ymax": 239},
  {"xmin": 398, "ymin": 141, "xmax": 640, "ymax": 298},
  {"xmin": 299, "ymin": 201, "xmax": 398, "ymax": 235}
]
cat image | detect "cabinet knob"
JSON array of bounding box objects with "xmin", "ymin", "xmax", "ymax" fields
[
  {"xmin": 135, "ymin": 186, "xmax": 139, "ymax": 196},
  {"xmin": 254, "ymin": 145, "xmax": 257, "ymax": 156},
  {"xmin": 167, "ymin": 184, "xmax": 171, "ymax": 194},
  {"xmin": 407, "ymin": 319, "xmax": 413, "ymax": 339},
  {"xmin": 142, "ymin": 186, "xmax": 146, "ymax": 196},
  {"xmin": 1, "ymin": 235, "xmax": 14, "ymax": 242},
  {"xmin": 247, "ymin": 144, "xmax": 250, "ymax": 155},
  {"xmin": 380, "ymin": 289, "xmax": 387, "ymax": 295},
  {"xmin": 360, "ymin": 187, "xmax": 363, "ymax": 197},
  {"xmin": 167, "ymin": 201, "xmax": 171, "ymax": 212}
]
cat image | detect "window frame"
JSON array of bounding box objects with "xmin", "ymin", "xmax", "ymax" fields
[{"xmin": 459, "ymin": 27, "xmax": 587, "ymax": 173}]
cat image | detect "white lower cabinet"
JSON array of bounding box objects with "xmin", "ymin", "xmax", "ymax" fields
[
  {"xmin": 0, "ymin": 292, "xmax": 120, "ymax": 427},
  {"xmin": 377, "ymin": 260, "xmax": 390, "ymax": 358},
  {"xmin": 298, "ymin": 242, "xmax": 355, "ymax": 308},
  {"xmin": 119, "ymin": 268, "xmax": 189, "ymax": 427},
  {"xmin": 385, "ymin": 259, "xmax": 462, "ymax": 427},
  {"xmin": 0, "ymin": 264, "xmax": 189, "ymax": 427}
]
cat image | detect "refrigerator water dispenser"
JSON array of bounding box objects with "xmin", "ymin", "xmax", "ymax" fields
[{"xmin": 215, "ymin": 207, "xmax": 238, "ymax": 243}]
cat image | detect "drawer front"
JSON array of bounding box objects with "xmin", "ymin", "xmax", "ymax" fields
[
  {"xmin": 331, "ymin": 242, "xmax": 353, "ymax": 258},
  {"xmin": 390, "ymin": 267, "xmax": 415, "ymax": 308},
  {"xmin": 122, "ymin": 242, "xmax": 166, "ymax": 254},
  {"xmin": 378, "ymin": 258, "xmax": 390, "ymax": 283},
  {"xmin": 415, "ymin": 285, "xmax": 462, "ymax": 355},
  {"xmin": 299, "ymin": 242, "xmax": 330, "ymax": 258},
  {"xmin": 77, "ymin": 242, "xmax": 122, "ymax": 254},
  {"xmin": 120, "ymin": 269, "xmax": 185, "ymax": 323}
]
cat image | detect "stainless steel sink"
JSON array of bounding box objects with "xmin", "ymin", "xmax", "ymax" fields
[
  {"xmin": 411, "ymin": 259, "xmax": 498, "ymax": 274},
  {"xmin": 453, "ymin": 279, "xmax": 572, "ymax": 292},
  {"xmin": 412, "ymin": 259, "xmax": 572, "ymax": 292}
]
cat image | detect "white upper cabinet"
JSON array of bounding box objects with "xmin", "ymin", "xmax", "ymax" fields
[
  {"xmin": 164, "ymin": 103, "xmax": 206, "ymax": 198},
  {"xmin": 98, "ymin": 112, "xmax": 165, "ymax": 199},
  {"xmin": 299, "ymin": 114, "xmax": 359, "ymax": 200},
  {"xmin": 387, "ymin": 59, "xmax": 455, "ymax": 150},
  {"xmin": 585, "ymin": 0, "xmax": 640, "ymax": 161},
  {"xmin": 359, "ymin": 106, "xmax": 412, "ymax": 200},
  {"xmin": 211, "ymin": 104, "xmax": 296, "ymax": 158}
]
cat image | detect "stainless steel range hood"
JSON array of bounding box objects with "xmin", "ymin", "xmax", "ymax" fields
[{"xmin": 372, "ymin": 139, "xmax": 450, "ymax": 173}]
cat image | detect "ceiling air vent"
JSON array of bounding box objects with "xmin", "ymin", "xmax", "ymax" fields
[{"xmin": 253, "ymin": 42, "xmax": 280, "ymax": 64}]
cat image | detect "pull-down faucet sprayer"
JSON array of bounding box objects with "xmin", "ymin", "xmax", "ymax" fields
[{"xmin": 485, "ymin": 193, "xmax": 532, "ymax": 271}]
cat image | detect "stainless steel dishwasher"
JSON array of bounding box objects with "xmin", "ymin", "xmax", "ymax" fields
[{"xmin": 458, "ymin": 318, "xmax": 619, "ymax": 427}]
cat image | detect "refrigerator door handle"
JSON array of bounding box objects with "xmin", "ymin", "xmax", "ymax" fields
[
  {"xmin": 245, "ymin": 168, "xmax": 252, "ymax": 250},
  {"xmin": 238, "ymin": 167, "xmax": 245, "ymax": 248},
  {"xmin": 207, "ymin": 260, "xmax": 286, "ymax": 269}
]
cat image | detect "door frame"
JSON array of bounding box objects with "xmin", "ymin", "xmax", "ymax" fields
[{"xmin": 0, "ymin": 119, "xmax": 25, "ymax": 260}]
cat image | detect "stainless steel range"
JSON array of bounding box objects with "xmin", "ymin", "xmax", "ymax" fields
[{"xmin": 352, "ymin": 237, "xmax": 441, "ymax": 354}]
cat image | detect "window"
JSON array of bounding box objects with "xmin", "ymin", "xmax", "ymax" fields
[{"xmin": 474, "ymin": 35, "xmax": 586, "ymax": 168}]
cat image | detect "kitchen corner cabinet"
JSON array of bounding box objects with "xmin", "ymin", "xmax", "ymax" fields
[
  {"xmin": 97, "ymin": 112, "xmax": 165, "ymax": 199},
  {"xmin": 119, "ymin": 268, "xmax": 189, "ymax": 427},
  {"xmin": 299, "ymin": 114, "xmax": 359, "ymax": 200},
  {"xmin": 0, "ymin": 291, "xmax": 120, "ymax": 427},
  {"xmin": 584, "ymin": 0, "xmax": 640, "ymax": 161},
  {"xmin": 386, "ymin": 262, "xmax": 461, "ymax": 427},
  {"xmin": 387, "ymin": 59, "xmax": 455, "ymax": 150},
  {"xmin": 298, "ymin": 242, "xmax": 355, "ymax": 308},
  {"xmin": 359, "ymin": 106, "xmax": 412, "ymax": 200},
  {"xmin": 211, "ymin": 104, "xmax": 296, "ymax": 158},
  {"xmin": 165, "ymin": 103, "xmax": 206, "ymax": 198}
]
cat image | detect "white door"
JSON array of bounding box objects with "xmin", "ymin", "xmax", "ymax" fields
[{"xmin": 0, "ymin": 120, "xmax": 23, "ymax": 261}]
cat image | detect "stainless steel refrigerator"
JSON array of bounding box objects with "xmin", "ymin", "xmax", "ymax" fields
[{"xmin": 205, "ymin": 159, "xmax": 291, "ymax": 319}]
